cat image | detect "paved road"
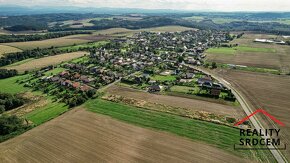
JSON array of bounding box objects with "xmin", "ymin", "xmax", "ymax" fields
[{"xmin": 186, "ymin": 64, "xmax": 288, "ymax": 163}]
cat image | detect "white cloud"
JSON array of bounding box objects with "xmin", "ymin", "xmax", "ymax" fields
[{"xmin": 1, "ymin": 0, "xmax": 290, "ymax": 11}]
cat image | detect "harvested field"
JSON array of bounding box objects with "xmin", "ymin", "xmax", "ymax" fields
[
  {"xmin": 106, "ymin": 85, "xmax": 244, "ymax": 118},
  {"xmin": 1, "ymin": 35, "xmax": 92, "ymax": 50},
  {"xmin": 0, "ymin": 45, "xmax": 22, "ymax": 56},
  {"xmin": 5, "ymin": 51, "xmax": 87, "ymax": 72},
  {"xmin": 216, "ymin": 69, "xmax": 290, "ymax": 160},
  {"xmin": 93, "ymin": 26, "xmax": 197, "ymax": 37},
  {"xmin": 0, "ymin": 108, "xmax": 248, "ymax": 163},
  {"xmin": 206, "ymin": 33, "xmax": 290, "ymax": 73}
]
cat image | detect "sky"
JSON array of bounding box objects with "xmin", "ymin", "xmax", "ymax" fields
[{"xmin": 1, "ymin": 0, "xmax": 290, "ymax": 12}]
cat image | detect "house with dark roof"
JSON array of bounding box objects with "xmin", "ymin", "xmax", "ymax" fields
[{"xmin": 148, "ymin": 85, "xmax": 161, "ymax": 92}]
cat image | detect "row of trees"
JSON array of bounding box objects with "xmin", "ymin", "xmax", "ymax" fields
[
  {"xmin": 0, "ymin": 69, "xmax": 18, "ymax": 79},
  {"xmin": 0, "ymin": 114, "xmax": 30, "ymax": 141},
  {"xmin": 0, "ymin": 93, "xmax": 25, "ymax": 113},
  {"xmin": 0, "ymin": 31, "xmax": 92, "ymax": 43}
]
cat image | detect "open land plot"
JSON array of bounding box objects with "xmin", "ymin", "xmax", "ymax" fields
[
  {"xmin": 0, "ymin": 74, "xmax": 30, "ymax": 94},
  {"xmin": 93, "ymin": 25, "xmax": 197, "ymax": 36},
  {"xmin": 5, "ymin": 51, "xmax": 87, "ymax": 72},
  {"xmin": 0, "ymin": 105, "xmax": 270, "ymax": 162},
  {"xmin": 216, "ymin": 69, "xmax": 290, "ymax": 160},
  {"xmin": 0, "ymin": 45, "xmax": 22, "ymax": 56},
  {"xmin": 206, "ymin": 33, "xmax": 290, "ymax": 73},
  {"xmin": 106, "ymin": 85, "xmax": 244, "ymax": 118},
  {"xmin": 1, "ymin": 35, "xmax": 92, "ymax": 50}
]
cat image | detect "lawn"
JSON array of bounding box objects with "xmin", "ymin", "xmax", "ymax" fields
[
  {"xmin": 85, "ymin": 99, "xmax": 274, "ymax": 161},
  {"xmin": 170, "ymin": 85, "xmax": 196, "ymax": 93},
  {"xmin": 25, "ymin": 100, "xmax": 69, "ymax": 125},
  {"xmin": 151, "ymin": 75, "xmax": 176, "ymax": 81},
  {"xmin": 44, "ymin": 68, "xmax": 66, "ymax": 76},
  {"xmin": 0, "ymin": 75, "xmax": 30, "ymax": 94}
]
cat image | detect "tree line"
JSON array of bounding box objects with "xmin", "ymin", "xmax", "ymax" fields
[
  {"xmin": 0, "ymin": 31, "xmax": 92, "ymax": 43},
  {"xmin": 0, "ymin": 69, "xmax": 18, "ymax": 79},
  {"xmin": 0, "ymin": 92, "xmax": 25, "ymax": 113}
]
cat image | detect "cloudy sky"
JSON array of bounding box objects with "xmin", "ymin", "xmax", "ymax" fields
[{"xmin": 1, "ymin": 0, "xmax": 290, "ymax": 11}]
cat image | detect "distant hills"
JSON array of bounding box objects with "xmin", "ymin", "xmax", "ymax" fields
[{"xmin": 0, "ymin": 5, "xmax": 189, "ymax": 16}]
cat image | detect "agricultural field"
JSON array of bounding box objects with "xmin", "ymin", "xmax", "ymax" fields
[
  {"xmin": 1, "ymin": 35, "xmax": 92, "ymax": 50},
  {"xmin": 106, "ymin": 85, "xmax": 243, "ymax": 118},
  {"xmin": 93, "ymin": 25, "xmax": 196, "ymax": 37},
  {"xmin": 5, "ymin": 51, "xmax": 87, "ymax": 72},
  {"xmin": 49, "ymin": 17, "xmax": 113, "ymax": 28},
  {"xmin": 216, "ymin": 69, "xmax": 290, "ymax": 160},
  {"xmin": 206, "ymin": 33, "xmax": 290, "ymax": 73},
  {"xmin": 86, "ymin": 99, "xmax": 273, "ymax": 162},
  {"xmin": 0, "ymin": 45, "xmax": 22, "ymax": 56},
  {"xmin": 0, "ymin": 107, "xmax": 254, "ymax": 162}
]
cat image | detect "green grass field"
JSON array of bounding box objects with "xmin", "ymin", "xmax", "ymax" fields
[
  {"xmin": 0, "ymin": 75, "xmax": 30, "ymax": 94},
  {"xmin": 206, "ymin": 46, "xmax": 276, "ymax": 55},
  {"xmin": 170, "ymin": 85, "xmax": 196, "ymax": 93},
  {"xmin": 44, "ymin": 68, "xmax": 66, "ymax": 76},
  {"xmin": 85, "ymin": 99, "xmax": 274, "ymax": 162},
  {"xmin": 151, "ymin": 75, "xmax": 176, "ymax": 81},
  {"xmin": 59, "ymin": 41, "xmax": 108, "ymax": 51},
  {"xmin": 25, "ymin": 100, "xmax": 69, "ymax": 125}
]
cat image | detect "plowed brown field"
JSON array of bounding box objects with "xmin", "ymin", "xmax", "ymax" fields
[
  {"xmin": 0, "ymin": 108, "xmax": 248, "ymax": 163},
  {"xmin": 216, "ymin": 69, "xmax": 290, "ymax": 160}
]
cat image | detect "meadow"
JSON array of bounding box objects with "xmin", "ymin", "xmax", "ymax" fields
[{"xmin": 0, "ymin": 74, "xmax": 30, "ymax": 94}]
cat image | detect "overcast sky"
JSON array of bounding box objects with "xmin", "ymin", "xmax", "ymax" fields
[{"xmin": 1, "ymin": 0, "xmax": 290, "ymax": 11}]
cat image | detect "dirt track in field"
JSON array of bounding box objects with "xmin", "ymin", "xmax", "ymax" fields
[
  {"xmin": 216, "ymin": 69, "xmax": 290, "ymax": 160},
  {"xmin": 0, "ymin": 108, "xmax": 247, "ymax": 163},
  {"xmin": 106, "ymin": 85, "xmax": 244, "ymax": 118}
]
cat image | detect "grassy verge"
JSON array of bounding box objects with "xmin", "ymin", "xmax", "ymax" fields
[{"xmin": 85, "ymin": 99, "xmax": 275, "ymax": 162}]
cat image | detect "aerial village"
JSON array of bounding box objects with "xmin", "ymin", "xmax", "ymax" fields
[{"xmin": 21, "ymin": 30, "xmax": 235, "ymax": 107}]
